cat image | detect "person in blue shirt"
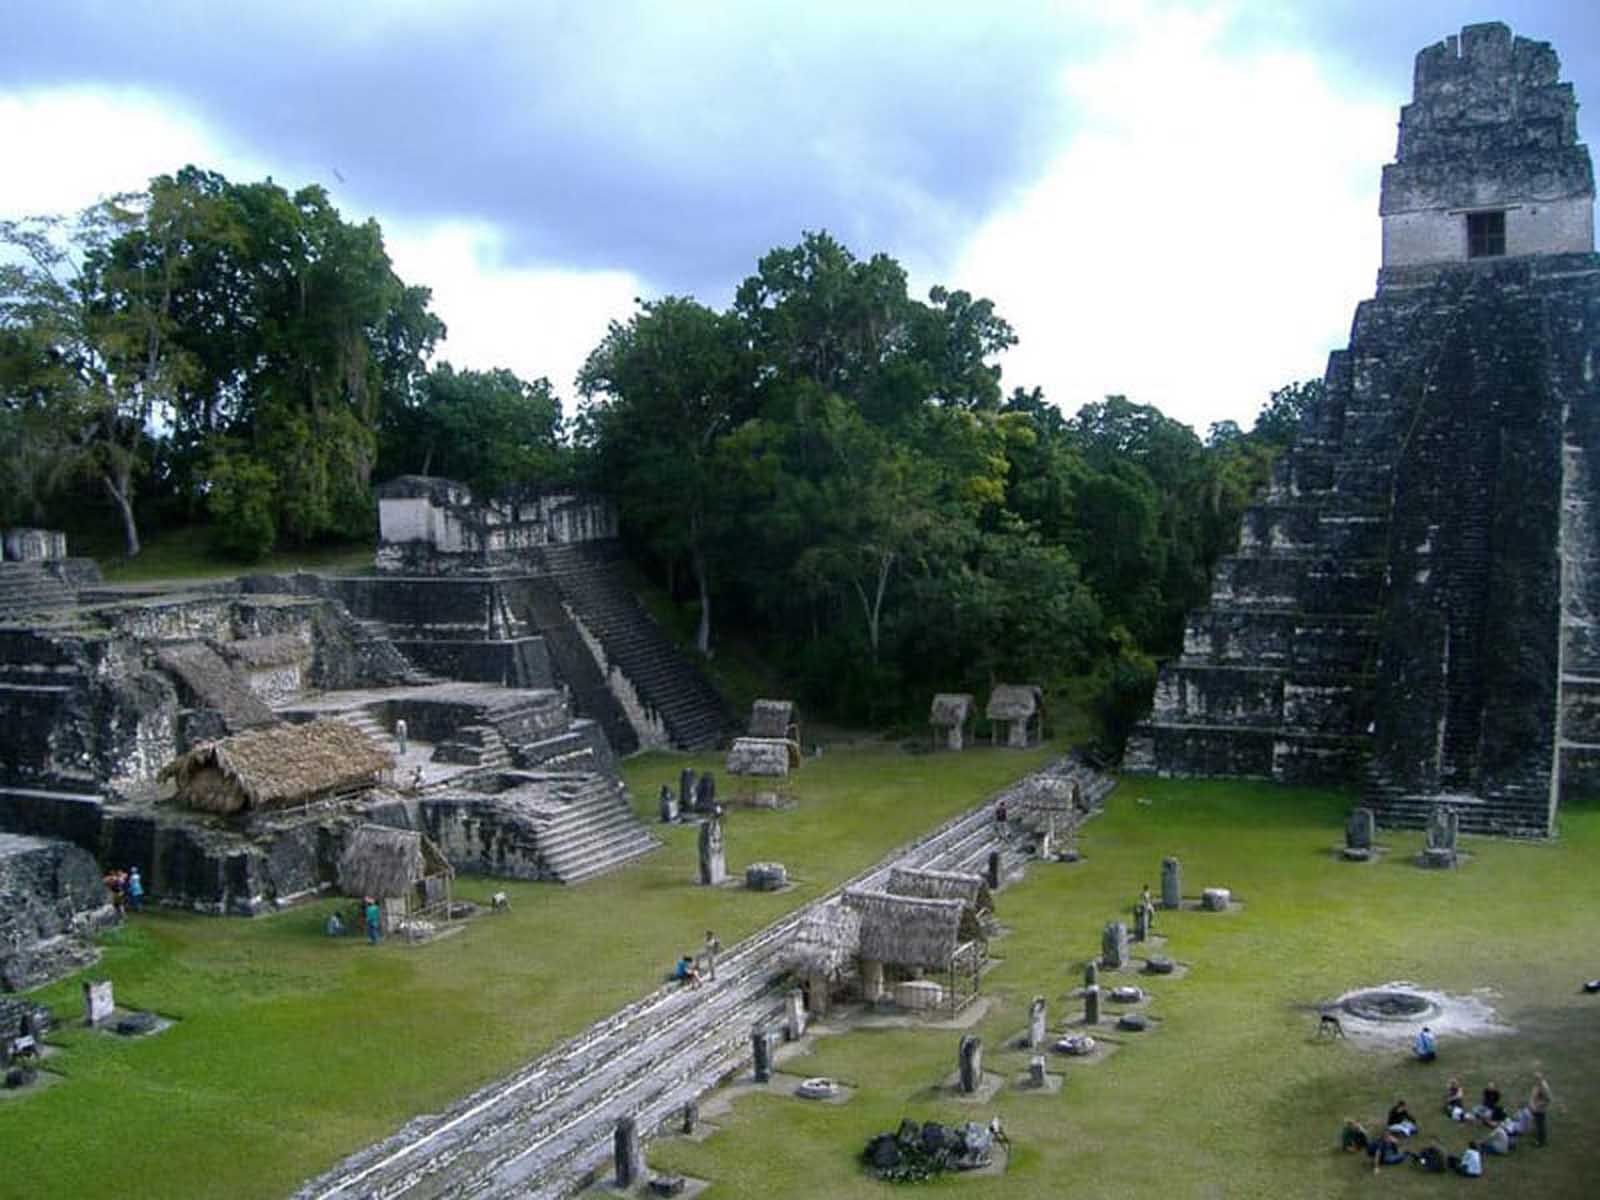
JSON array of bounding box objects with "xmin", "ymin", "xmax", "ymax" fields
[
  {"xmin": 364, "ymin": 897, "xmax": 382, "ymax": 944},
  {"xmin": 126, "ymin": 867, "xmax": 144, "ymax": 912},
  {"xmin": 1413, "ymin": 1025, "xmax": 1437, "ymax": 1062}
]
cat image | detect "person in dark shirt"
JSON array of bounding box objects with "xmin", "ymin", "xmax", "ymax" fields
[{"xmin": 1386, "ymin": 1099, "xmax": 1416, "ymax": 1136}]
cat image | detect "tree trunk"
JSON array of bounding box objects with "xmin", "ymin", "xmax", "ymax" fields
[
  {"xmin": 852, "ymin": 550, "xmax": 894, "ymax": 663},
  {"xmin": 102, "ymin": 469, "xmax": 141, "ymax": 557},
  {"xmin": 691, "ymin": 546, "xmax": 712, "ymax": 656}
]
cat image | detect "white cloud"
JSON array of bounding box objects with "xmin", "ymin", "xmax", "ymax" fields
[
  {"xmin": 956, "ymin": 9, "xmax": 1395, "ymax": 432},
  {"xmin": 382, "ymin": 221, "xmax": 642, "ymax": 406}
]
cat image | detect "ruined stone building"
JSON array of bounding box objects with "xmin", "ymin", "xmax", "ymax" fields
[
  {"xmin": 0, "ymin": 478, "xmax": 732, "ymax": 941},
  {"xmin": 1128, "ymin": 23, "xmax": 1599, "ymax": 836}
]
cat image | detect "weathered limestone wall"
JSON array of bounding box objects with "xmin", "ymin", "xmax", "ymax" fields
[{"xmin": 0, "ymin": 832, "xmax": 117, "ymax": 990}]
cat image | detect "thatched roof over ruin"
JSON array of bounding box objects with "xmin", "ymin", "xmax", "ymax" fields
[
  {"xmin": 337, "ymin": 824, "xmax": 451, "ymax": 899},
  {"xmin": 223, "ymin": 635, "xmax": 309, "ymax": 670},
  {"xmin": 785, "ymin": 902, "xmax": 862, "ymax": 979},
  {"xmin": 929, "ymin": 693, "xmax": 974, "ymax": 728},
  {"xmin": 987, "ymin": 684, "xmax": 1043, "ymax": 721},
  {"xmin": 749, "ymin": 699, "xmax": 796, "ymax": 739},
  {"xmin": 886, "ymin": 866, "xmax": 992, "ymax": 914},
  {"xmin": 726, "ymin": 737, "xmax": 795, "ymax": 777},
  {"xmin": 160, "ymin": 718, "xmax": 394, "ymax": 814},
  {"xmin": 1009, "ymin": 776, "xmax": 1075, "ymax": 827},
  {"xmin": 843, "ymin": 888, "xmax": 966, "ymax": 970},
  {"xmin": 154, "ymin": 641, "xmax": 276, "ymax": 731}
]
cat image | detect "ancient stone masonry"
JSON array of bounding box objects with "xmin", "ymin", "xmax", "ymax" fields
[{"xmin": 1129, "ymin": 23, "xmax": 1600, "ymax": 837}]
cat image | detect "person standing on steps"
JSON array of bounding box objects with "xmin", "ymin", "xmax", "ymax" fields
[
  {"xmin": 365, "ymin": 896, "xmax": 382, "ymax": 945},
  {"xmin": 702, "ymin": 930, "xmax": 721, "ymax": 981}
]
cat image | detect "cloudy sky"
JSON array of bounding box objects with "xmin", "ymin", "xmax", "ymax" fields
[{"xmin": 3, "ymin": 1, "xmax": 1595, "ymax": 434}]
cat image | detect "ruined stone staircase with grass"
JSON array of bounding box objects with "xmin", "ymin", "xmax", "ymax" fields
[
  {"xmin": 523, "ymin": 773, "xmax": 660, "ymax": 884},
  {"xmin": 298, "ymin": 758, "xmax": 1108, "ymax": 1200},
  {"xmin": 0, "ymin": 563, "xmax": 76, "ymax": 623}
]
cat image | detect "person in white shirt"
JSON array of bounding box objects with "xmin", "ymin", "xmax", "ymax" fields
[{"xmin": 1452, "ymin": 1142, "xmax": 1483, "ymax": 1177}]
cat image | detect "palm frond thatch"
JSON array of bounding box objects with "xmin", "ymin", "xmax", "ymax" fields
[
  {"xmin": 336, "ymin": 824, "xmax": 451, "ymax": 899},
  {"xmin": 843, "ymin": 888, "xmax": 965, "ymax": 969},
  {"xmin": 154, "ymin": 641, "xmax": 276, "ymax": 731},
  {"xmin": 160, "ymin": 718, "xmax": 394, "ymax": 814},
  {"xmin": 726, "ymin": 737, "xmax": 793, "ymax": 777},
  {"xmin": 886, "ymin": 866, "xmax": 992, "ymax": 913},
  {"xmin": 929, "ymin": 693, "xmax": 974, "ymax": 727},
  {"xmin": 785, "ymin": 902, "xmax": 862, "ymax": 979},
  {"xmin": 986, "ymin": 684, "xmax": 1042, "ymax": 721},
  {"xmin": 749, "ymin": 699, "xmax": 796, "ymax": 739}
]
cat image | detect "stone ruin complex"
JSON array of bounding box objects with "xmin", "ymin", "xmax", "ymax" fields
[
  {"xmin": 0, "ymin": 478, "xmax": 734, "ymax": 977},
  {"xmin": 1129, "ymin": 23, "xmax": 1600, "ymax": 837}
]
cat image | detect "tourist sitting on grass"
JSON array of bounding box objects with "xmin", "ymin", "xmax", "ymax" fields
[
  {"xmin": 673, "ymin": 955, "xmax": 702, "ymax": 988},
  {"xmin": 987, "ymin": 1115, "xmax": 1010, "ymax": 1147},
  {"xmin": 1386, "ymin": 1099, "xmax": 1417, "ymax": 1137},
  {"xmin": 325, "ymin": 911, "xmax": 344, "ymax": 937},
  {"xmin": 1481, "ymin": 1120, "xmax": 1512, "ymax": 1156},
  {"xmin": 1370, "ymin": 1130, "xmax": 1407, "ymax": 1171},
  {"xmin": 1339, "ymin": 1119, "xmax": 1370, "ymax": 1153},
  {"xmin": 1444, "ymin": 1077, "xmax": 1467, "ymax": 1120},
  {"xmin": 1450, "ymin": 1142, "xmax": 1483, "ymax": 1177},
  {"xmin": 1412, "ymin": 1137, "xmax": 1446, "ymax": 1173},
  {"xmin": 1475, "ymin": 1082, "xmax": 1505, "ymax": 1124},
  {"xmin": 1413, "ymin": 1025, "xmax": 1437, "ymax": 1062}
]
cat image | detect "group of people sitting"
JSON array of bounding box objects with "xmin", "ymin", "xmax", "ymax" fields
[{"xmin": 1341, "ymin": 1070, "xmax": 1552, "ymax": 1178}]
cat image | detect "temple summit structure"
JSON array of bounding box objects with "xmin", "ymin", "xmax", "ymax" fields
[{"xmin": 1127, "ymin": 23, "xmax": 1600, "ymax": 837}]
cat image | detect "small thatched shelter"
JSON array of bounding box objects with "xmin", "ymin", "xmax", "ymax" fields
[
  {"xmin": 749, "ymin": 698, "xmax": 800, "ymax": 744},
  {"xmin": 161, "ymin": 718, "xmax": 394, "ymax": 815},
  {"xmin": 885, "ymin": 866, "xmax": 992, "ymax": 934},
  {"xmin": 1007, "ymin": 775, "xmax": 1075, "ymax": 833},
  {"xmin": 843, "ymin": 888, "xmax": 984, "ymax": 1013},
  {"xmin": 155, "ymin": 641, "xmax": 276, "ymax": 731},
  {"xmin": 726, "ymin": 736, "xmax": 799, "ymax": 805},
  {"xmin": 929, "ymin": 693, "xmax": 974, "ymax": 751},
  {"xmin": 784, "ymin": 902, "xmax": 862, "ymax": 1015},
  {"xmin": 987, "ymin": 684, "xmax": 1044, "ymax": 748},
  {"xmin": 337, "ymin": 824, "xmax": 454, "ymax": 935}
]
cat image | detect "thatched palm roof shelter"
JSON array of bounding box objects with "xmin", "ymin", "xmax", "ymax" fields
[
  {"xmin": 749, "ymin": 699, "xmax": 798, "ymax": 740},
  {"xmin": 726, "ymin": 737, "xmax": 797, "ymax": 777},
  {"xmin": 155, "ymin": 641, "xmax": 276, "ymax": 731},
  {"xmin": 843, "ymin": 888, "xmax": 966, "ymax": 971},
  {"xmin": 886, "ymin": 866, "xmax": 992, "ymax": 914},
  {"xmin": 1008, "ymin": 775, "xmax": 1075, "ymax": 830},
  {"xmin": 987, "ymin": 684, "xmax": 1042, "ymax": 721},
  {"xmin": 784, "ymin": 902, "xmax": 863, "ymax": 981},
  {"xmin": 337, "ymin": 825, "xmax": 452, "ymax": 900},
  {"xmin": 930, "ymin": 693, "xmax": 973, "ymax": 728},
  {"xmin": 161, "ymin": 718, "xmax": 394, "ymax": 815}
]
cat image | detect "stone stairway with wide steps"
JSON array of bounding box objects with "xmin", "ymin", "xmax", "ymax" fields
[
  {"xmin": 353, "ymin": 618, "xmax": 445, "ymax": 686},
  {"xmin": 533, "ymin": 543, "xmax": 733, "ymax": 752},
  {"xmin": 435, "ymin": 723, "xmax": 514, "ymax": 770},
  {"xmin": 0, "ymin": 563, "xmax": 76, "ymax": 624},
  {"xmin": 526, "ymin": 773, "xmax": 659, "ymax": 884},
  {"xmin": 298, "ymin": 757, "xmax": 1111, "ymax": 1200}
]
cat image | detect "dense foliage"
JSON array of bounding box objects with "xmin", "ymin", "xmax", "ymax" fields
[{"xmin": 2, "ymin": 171, "xmax": 1305, "ymax": 737}]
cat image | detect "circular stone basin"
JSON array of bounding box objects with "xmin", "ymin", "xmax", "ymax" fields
[
  {"xmin": 1341, "ymin": 988, "xmax": 1438, "ymax": 1023},
  {"xmin": 1054, "ymin": 1035, "xmax": 1096, "ymax": 1056},
  {"xmin": 796, "ymin": 1077, "xmax": 841, "ymax": 1100}
]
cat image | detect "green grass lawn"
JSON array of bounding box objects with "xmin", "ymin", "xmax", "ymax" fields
[
  {"xmin": 649, "ymin": 779, "xmax": 1600, "ymax": 1199},
  {"xmin": 85, "ymin": 525, "xmax": 373, "ymax": 584},
  {"xmin": 0, "ymin": 741, "xmax": 1054, "ymax": 1200}
]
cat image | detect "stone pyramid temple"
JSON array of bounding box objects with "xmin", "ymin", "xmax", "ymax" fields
[{"xmin": 1127, "ymin": 23, "xmax": 1599, "ymax": 837}]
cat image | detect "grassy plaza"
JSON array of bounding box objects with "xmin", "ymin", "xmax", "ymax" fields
[{"xmin": 4, "ymin": 747, "xmax": 1598, "ymax": 1199}]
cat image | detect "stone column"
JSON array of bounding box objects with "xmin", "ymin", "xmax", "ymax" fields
[
  {"xmin": 614, "ymin": 1115, "xmax": 643, "ymax": 1188},
  {"xmin": 986, "ymin": 850, "xmax": 1001, "ymax": 890},
  {"xmin": 1101, "ymin": 921, "xmax": 1128, "ymax": 969},
  {"xmin": 1028, "ymin": 1055, "xmax": 1047, "ymax": 1087},
  {"xmin": 958, "ymin": 1034, "xmax": 983, "ymax": 1093},
  {"xmin": 752, "ymin": 1025, "xmax": 773, "ymax": 1083},
  {"xmin": 1084, "ymin": 984, "xmax": 1100, "ymax": 1025},
  {"xmin": 785, "ymin": 987, "xmax": 807, "ymax": 1041},
  {"xmin": 947, "ymin": 724, "xmax": 964, "ymax": 752},
  {"xmin": 395, "ymin": 718, "xmax": 408, "ymax": 756},
  {"xmin": 1007, "ymin": 719, "xmax": 1028, "ymax": 748},
  {"xmin": 679, "ymin": 767, "xmax": 696, "ymax": 813},
  {"xmin": 1346, "ymin": 807, "xmax": 1375, "ymax": 850},
  {"xmin": 1028, "ymin": 996, "xmax": 1047, "ymax": 1049},
  {"xmin": 695, "ymin": 771, "xmax": 716, "ymax": 811},
  {"xmin": 1133, "ymin": 903, "xmax": 1150, "ymax": 942},
  {"xmin": 861, "ymin": 959, "xmax": 885, "ymax": 1003},
  {"xmin": 681, "ymin": 1101, "xmax": 698, "ymax": 1135},
  {"xmin": 1083, "ymin": 961, "xmax": 1098, "ymax": 990},
  {"xmin": 83, "ymin": 980, "xmax": 113, "ymax": 1027},
  {"xmin": 1161, "ymin": 857, "xmax": 1181, "ymax": 909},
  {"xmin": 807, "ymin": 971, "xmax": 832, "ymax": 1016},
  {"xmin": 698, "ymin": 817, "xmax": 726, "ymax": 886},
  {"xmin": 659, "ymin": 785, "xmax": 678, "ymax": 823}
]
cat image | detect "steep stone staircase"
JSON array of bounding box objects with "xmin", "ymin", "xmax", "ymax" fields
[
  {"xmin": 523, "ymin": 773, "xmax": 660, "ymax": 884},
  {"xmin": 533, "ymin": 543, "xmax": 732, "ymax": 752},
  {"xmin": 0, "ymin": 564, "xmax": 76, "ymax": 624}
]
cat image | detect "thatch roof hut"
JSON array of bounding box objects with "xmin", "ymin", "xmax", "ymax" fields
[
  {"xmin": 337, "ymin": 824, "xmax": 452, "ymax": 900},
  {"xmin": 161, "ymin": 718, "xmax": 394, "ymax": 815},
  {"xmin": 986, "ymin": 684, "xmax": 1042, "ymax": 721},
  {"xmin": 749, "ymin": 699, "xmax": 798, "ymax": 740},
  {"xmin": 784, "ymin": 902, "xmax": 863, "ymax": 980},
  {"xmin": 726, "ymin": 737, "xmax": 796, "ymax": 777},
  {"xmin": 155, "ymin": 641, "xmax": 276, "ymax": 731},
  {"xmin": 1008, "ymin": 775, "xmax": 1075, "ymax": 830},
  {"xmin": 886, "ymin": 866, "xmax": 992, "ymax": 914},
  {"xmin": 843, "ymin": 888, "xmax": 966, "ymax": 970},
  {"xmin": 929, "ymin": 693, "xmax": 973, "ymax": 728}
]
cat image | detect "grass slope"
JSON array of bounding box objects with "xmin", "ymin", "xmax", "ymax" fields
[
  {"xmin": 650, "ymin": 779, "xmax": 1600, "ymax": 1199},
  {"xmin": 0, "ymin": 742, "xmax": 1053, "ymax": 1199}
]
